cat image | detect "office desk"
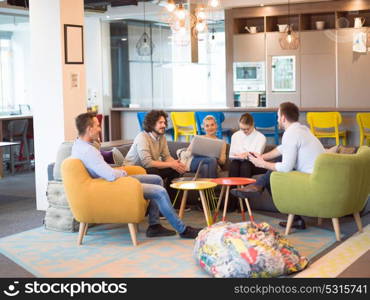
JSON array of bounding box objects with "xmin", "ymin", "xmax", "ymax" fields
[{"xmin": 0, "ymin": 115, "xmax": 33, "ymax": 178}]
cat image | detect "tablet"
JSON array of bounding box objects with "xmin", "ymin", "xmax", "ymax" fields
[{"xmin": 191, "ymin": 136, "xmax": 224, "ymax": 158}]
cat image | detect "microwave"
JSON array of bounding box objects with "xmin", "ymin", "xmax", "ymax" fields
[{"xmin": 233, "ymin": 62, "xmax": 265, "ymax": 92}]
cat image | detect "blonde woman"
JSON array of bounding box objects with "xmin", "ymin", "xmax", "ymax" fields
[{"xmin": 177, "ymin": 115, "xmax": 227, "ymax": 178}]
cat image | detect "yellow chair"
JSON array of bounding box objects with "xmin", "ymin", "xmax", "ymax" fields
[
  {"xmin": 61, "ymin": 159, "xmax": 148, "ymax": 246},
  {"xmin": 357, "ymin": 113, "xmax": 370, "ymax": 146},
  {"xmin": 307, "ymin": 112, "xmax": 347, "ymax": 145},
  {"xmin": 170, "ymin": 112, "xmax": 197, "ymax": 142}
]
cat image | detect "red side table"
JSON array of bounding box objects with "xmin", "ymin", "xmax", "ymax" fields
[{"xmin": 211, "ymin": 177, "xmax": 256, "ymax": 222}]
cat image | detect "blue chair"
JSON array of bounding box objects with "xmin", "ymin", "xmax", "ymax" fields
[
  {"xmin": 137, "ymin": 112, "xmax": 174, "ymax": 140},
  {"xmin": 249, "ymin": 112, "xmax": 281, "ymax": 145},
  {"xmin": 137, "ymin": 112, "xmax": 147, "ymax": 131},
  {"xmin": 195, "ymin": 111, "xmax": 232, "ymax": 143}
]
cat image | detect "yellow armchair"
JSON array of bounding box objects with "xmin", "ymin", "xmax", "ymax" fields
[{"xmin": 61, "ymin": 158, "xmax": 148, "ymax": 246}]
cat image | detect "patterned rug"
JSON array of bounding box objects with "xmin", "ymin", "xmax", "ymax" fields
[{"xmin": 0, "ymin": 211, "xmax": 339, "ymax": 277}]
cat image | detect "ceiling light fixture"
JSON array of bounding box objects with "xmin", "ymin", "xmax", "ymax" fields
[
  {"xmin": 166, "ymin": 0, "xmax": 176, "ymax": 12},
  {"xmin": 279, "ymin": 0, "xmax": 299, "ymax": 50},
  {"xmin": 136, "ymin": 1, "xmax": 155, "ymax": 56},
  {"xmin": 208, "ymin": 0, "xmax": 220, "ymax": 8}
]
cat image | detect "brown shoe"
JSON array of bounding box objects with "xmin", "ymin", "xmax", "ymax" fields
[{"xmin": 230, "ymin": 185, "xmax": 263, "ymax": 198}]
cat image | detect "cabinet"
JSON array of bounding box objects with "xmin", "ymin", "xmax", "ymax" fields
[
  {"xmin": 266, "ymin": 15, "xmax": 299, "ymax": 32},
  {"xmin": 337, "ymin": 28, "xmax": 370, "ymax": 108},
  {"xmin": 234, "ymin": 17, "xmax": 264, "ymax": 34},
  {"xmin": 233, "ymin": 33, "xmax": 265, "ymax": 62},
  {"xmin": 300, "ymin": 12, "xmax": 336, "ymax": 31},
  {"xmin": 227, "ymin": 1, "xmax": 370, "ymax": 108},
  {"xmin": 336, "ymin": 10, "xmax": 370, "ymax": 28},
  {"xmin": 300, "ymin": 31, "xmax": 336, "ymax": 108}
]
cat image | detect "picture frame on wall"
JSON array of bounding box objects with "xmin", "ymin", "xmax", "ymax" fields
[{"xmin": 64, "ymin": 24, "xmax": 84, "ymax": 64}]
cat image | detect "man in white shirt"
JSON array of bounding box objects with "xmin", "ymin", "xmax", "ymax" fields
[
  {"xmin": 228, "ymin": 112, "xmax": 267, "ymax": 211},
  {"xmin": 231, "ymin": 102, "xmax": 325, "ymax": 229}
]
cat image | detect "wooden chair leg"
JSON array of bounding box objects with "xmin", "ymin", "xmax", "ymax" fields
[
  {"xmin": 221, "ymin": 186, "xmax": 230, "ymax": 222},
  {"xmin": 83, "ymin": 223, "xmax": 89, "ymax": 236},
  {"xmin": 199, "ymin": 190, "xmax": 212, "ymax": 226},
  {"xmin": 78, "ymin": 222, "xmax": 86, "ymax": 245},
  {"xmin": 353, "ymin": 213, "xmax": 363, "ymax": 233},
  {"xmin": 213, "ymin": 185, "xmax": 225, "ymax": 223},
  {"xmin": 332, "ymin": 218, "xmax": 341, "ymax": 241},
  {"xmin": 128, "ymin": 223, "xmax": 138, "ymax": 246},
  {"xmin": 317, "ymin": 218, "xmax": 323, "ymax": 226},
  {"xmin": 285, "ymin": 214, "xmax": 294, "ymax": 236},
  {"xmin": 237, "ymin": 186, "xmax": 246, "ymax": 222},
  {"xmin": 244, "ymin": 197, "xmax": 254, "ymax": 223},
  {"xmin": 179, "ymin": 190, "xmax": 188, "ymax": 220}
]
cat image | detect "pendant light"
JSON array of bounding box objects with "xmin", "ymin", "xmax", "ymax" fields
[
  {"xmin": 136, "ymin": 1, "xmax": 155, "ymax": 56},
  {"xmin": 166, "ymin": 0, "xmax": 176, "ymax": 12},
  {"xmin": 279, "ymin": 0, "xmax": 300, "ymax": 50}
]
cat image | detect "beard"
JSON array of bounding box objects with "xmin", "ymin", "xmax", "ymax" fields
[{"xmin": 153, "ymin": 127, "xmax": 166, "ymax": 136}]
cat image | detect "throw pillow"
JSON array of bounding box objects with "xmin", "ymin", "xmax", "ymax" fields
[
  {"xmin": 53, "ymin": 141, "xmax": 74, "ymax": 181},
  {"xmin": 112, "ymin": 147, "xmax": 125, "ymax": 166},
  {"xmin": 100, "ymin": 150, "xmax": 114, "ymax": 164},
  {"xmin": 336, "ymin": 145, "xmax": 358, "ymax": 154}
]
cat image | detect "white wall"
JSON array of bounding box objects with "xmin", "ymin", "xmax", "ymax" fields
[
  {"xmin": 30, "ymin": 0, "xmax": 65, "ymax": 210},
  {"xmin": 30, "ymin": 0, "xmax": 86, "ymax": 210},
  {"xmin": 12, "ymin": 30, "xmax": 31, "ymax": 107}
]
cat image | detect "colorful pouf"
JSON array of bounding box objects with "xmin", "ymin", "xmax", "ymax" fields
[{"xmin": 194, "ymin": 221, "xmax": 309, "ymax": 278}]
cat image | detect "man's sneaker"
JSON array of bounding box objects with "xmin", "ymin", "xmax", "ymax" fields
[
  {"xmin": 230, "ymin": 184, "xmax": 263, "ymax": 198},
  {"xmin": 279, "ymin": 218, "xmax": 306, "ymax": 230},
  {"xmin": 146, "ymin": 224, "xmax": 176, "ymax": 237},
  {"xmin": 179, "ymin": 226, "xmax": 202, "ymax": 239}
]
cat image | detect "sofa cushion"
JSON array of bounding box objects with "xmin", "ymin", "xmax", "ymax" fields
[{"xmin": 53, "ymin": 141, "xmax": 73, "ymax": 181}]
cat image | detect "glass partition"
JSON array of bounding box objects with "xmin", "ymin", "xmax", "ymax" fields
[
  {"xmin": 110, "ymin": 19, "xmax": 226, "ymax": 109},
  {"xmin": 0, "ymin": 13, "xmax": 30, "ymax": 114}
]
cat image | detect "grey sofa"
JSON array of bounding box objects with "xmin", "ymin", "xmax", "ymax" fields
[
  {"xmin": 100, "ymin": 141, "xmax": 279, "ymax": 212},
  {"xmin": 48, "ymin": 141, "xmax": 370, "ymax": 218}
]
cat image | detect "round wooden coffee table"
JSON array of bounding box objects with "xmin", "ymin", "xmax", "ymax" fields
[
  {"xmin": 211, "ymin": 177, "xmax": 256, "ymax": 222},
  {"xmin": 170, "ymin": 180, "xmax": 217, "ymax": 226}
]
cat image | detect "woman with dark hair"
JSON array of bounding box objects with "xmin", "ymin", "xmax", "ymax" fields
[
  {"xmin": 124, "ymin": 110, "xmax": 186, "ymax": 204},
  {"xmin": 227, "ymin": 112, "xmax": 267, "ymax": 211}
]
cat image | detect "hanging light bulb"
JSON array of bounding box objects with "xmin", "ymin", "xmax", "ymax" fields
[
  {"xmin": 209, "ymin": 0, "xmax": 220, "ymax": 8},
  {"xmin": 196, "ymin": 21, "xmax": 206, "ymax": 32},
  {"xmin": 207, "ymin": 27, "xmax": 217, "ymax": 53},
  {"xmin": 279, "ymin": 0, "xmax": 299, "ymax": 50},
  {"xmin": 136, "ymin": 1, "xmax": 155, "ymax": 56},
  {"xmin": 196, "ymin": 6, "xmax": 207, "ymax": 21},
  {"xmin": 286, "ymin": 30, "xmax": 293, "ymax": 44},
  {"xmin": 166, "ymin": 0, "xmax": 176, "ymax": 12},
  {"xmin": 175, "ymin": 4, "xmax": 186, "ymax": 20}
]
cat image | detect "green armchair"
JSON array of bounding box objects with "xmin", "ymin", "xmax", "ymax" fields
[{"xmin": 271, "ymin": 146, "xmax": 370, "ymax": 241}]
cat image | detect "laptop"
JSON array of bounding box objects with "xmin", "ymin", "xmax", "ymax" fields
[{"xmin": 190, "ymin": 135, "xmax": 224, "ymax": 158}]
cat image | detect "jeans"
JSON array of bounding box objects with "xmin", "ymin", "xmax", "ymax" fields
[
  {"xmin": 227, "ymin": 159, "xmax": 267, "ymax": 210},
  {"xmin": 145, "ymin": 167, "xmax": 181, "ymax": 205},
  {"xmin": 255, "ymin": 170, "xmax": 273, "ymax": 194},
  {"xmin": 190, "ymin": 156, "xmax": 218, "ymax": 178},
  {"xmin": 228, "ymin": 159, "xmax": 266, "ymax": 178},
  {"xmin": 131, "ymin": 174, "xmax": 186, "ymax": 234}
]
